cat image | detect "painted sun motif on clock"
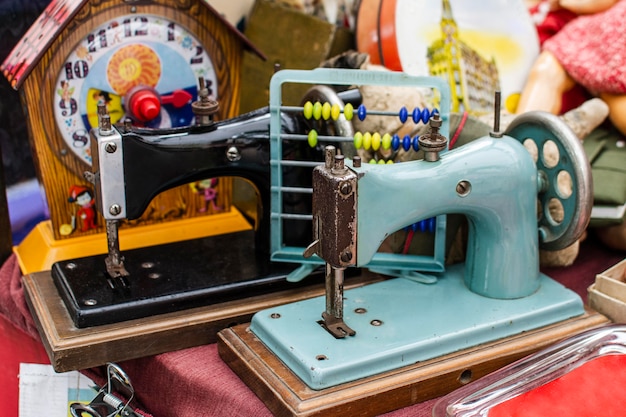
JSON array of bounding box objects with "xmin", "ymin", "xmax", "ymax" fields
[{"xmin": 53, "ymin": 14, "xmax": 218, "ymax": 167}]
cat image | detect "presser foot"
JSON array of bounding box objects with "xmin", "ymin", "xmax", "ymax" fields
[
  {"xmin": 321, "ymin": 312, "xmax": 356, "ymax": 338},
  {"xmin": 104, "ymin": 255, "xmax": 130, "ymax": 289}
]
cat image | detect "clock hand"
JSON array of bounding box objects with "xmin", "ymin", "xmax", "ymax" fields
[
  {"xmin": 160, "ymin": 89, "xmax": 193, "ymax": 108},
  {"xmin": 126, "ymin": 87, "xmax": 193, "ymax": 122}
]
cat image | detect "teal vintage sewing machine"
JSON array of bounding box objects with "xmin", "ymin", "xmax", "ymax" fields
[{"xmin": 218, "ymin": 68, "xmax": 598, "ymax": 415}]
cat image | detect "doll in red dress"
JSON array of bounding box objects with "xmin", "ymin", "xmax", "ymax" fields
[{"xmin": 519, "ymin": 0, "xmax": 626, "ymax": 129}]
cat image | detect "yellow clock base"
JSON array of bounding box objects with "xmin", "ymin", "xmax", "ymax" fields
[{"xmin": 14, "ymin": 207, "xmax": 252, "ymax": 275}]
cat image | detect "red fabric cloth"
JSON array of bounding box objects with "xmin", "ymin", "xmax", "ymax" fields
[
  {"xmin": 1, "ymin": 236, "xmax": 624, "ymax": 416},
  {"xmin": 543, "ymin": 0, "xmax": 626, "ymax": 95}
]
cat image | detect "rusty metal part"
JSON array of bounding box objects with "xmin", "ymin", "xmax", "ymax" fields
[{"xmin": 418, "ymin": 113, "xmax": 447, "ymax": 161}]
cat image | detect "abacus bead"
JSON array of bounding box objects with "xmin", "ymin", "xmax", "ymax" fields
[
  {"xmin": 428, "ymin": 217, "xmax": 436, "ymax": 233},
  {"xmin": 353, "ymin": 131, "xmax": 363, "ymax": 149},
  {"xmin": 357, "ymin": 104, "xmax": 367, "ymax": 121},
  {"xmin": 303, "ymin": 101, "xmax": 313, "ymax": 119},
  {"xmin": 331, "ymin": 104, "xmax": 341, "ymax": 120},
  {"xmin": 411, "ymin": 223, "xmax": 418, "ymax": 232},
  {"xmin": 402, "ymin": 135, "xmax": 411, "ymax": 151},
  {"xmin": 322, "ymin": 102, "xmax": 331, "ymax": 120},
  {"xmin": 387, "ymin": 159, "xmax": 394, "ymax": 164},
  {"xmin": 391, "ymin": 134, "xmax": 400, "ymax": 151},
  {"xmin": 399, "ymin": 106, "xmax": 408, "ymax": 123},
  {"xmin": 432, "ymin": 108, "xmax": 439, "ymax": 116},
  {"xmin": 369, "ymin": 158, "xmax": 377, "ymax": 164},
  {"xmin": 307, "ymin": 130, "xmax": 318, "ymax": 147},
  {"xmin": 378, "ymin": 159, "xmax": 386, "ymax": 164},
  {"xmin": 412, "ymin": 136, "xmax": 420, "ymax": 151},
  {"xmin": 363, "ymin": 132, "xmax": 372, "ymax": 150},
  {"xmin": 419, "ymin": 220, "xmax": 426, "ymax": 232},
  {"xmin": 344, "ymin": 103, "xmax": 354, "ymax": 121},
  {"xmin": 371, "ymin": 132, "xmax": 381, "ymax": 151},
  {"xmin": 421, "ymin": 108, "xmax": 430, "ymax": 124},
  {"xmin": 382, "ymin": 133, "xmax": 392, "ymax": 150},
  {"xmin": 412, "ymin": 107, "xmax": 422, "ymax": 123},
  {"xmin": 313, "ymin": 102, "xmax": 323, "ymax": 120}
]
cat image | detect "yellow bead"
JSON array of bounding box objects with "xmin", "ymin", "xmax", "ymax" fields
[
  {"xmin": 371, "ymin": 132, "xmax": 381, "ymax": 151},
  {"xmin": 313, "ymin": 102, "xmax": 322, "ymax": 120},
  {"xmin": 387, "ymin": 159, "xmax": 394, "ymax": 164},
  {"xmin": 303, "ymin": 101, "xmax": 313, "ymax": 119},
  {"xmin": 363, "ymin": 132, "xmax": 372, "ymax": 150},
  {"xmin": 378, "ymin": 159, "xmax": 386, "ymax": 164},
  {"xmin": 369, "ymin": 158, "xmax": 377, "ymax": 164},
  {"xmin": 382, "ymin": 133, "xmax": 392, "ymax": 150},
  {"xmin": 353, "ymin": 131, "xmax": 363, "ymax": 149},
  {"xmin": 344, "ymin": 103, "xmax": 354, "ymax": 121},
  {"xmin": 322, "ymin": 102, "xmax": 331, "ymax": 120},
  {"xmin": 331, "ymin": 104, "xmax": 341, "ymax": 120},
  {"xmin": 308, "ymin": 129, "xmax": 318, "ymax": 147}
]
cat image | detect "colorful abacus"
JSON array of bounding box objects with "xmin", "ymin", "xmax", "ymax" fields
[{"xmin": 299, "ymin": 100, "xmax": 439, "ymax": 157}]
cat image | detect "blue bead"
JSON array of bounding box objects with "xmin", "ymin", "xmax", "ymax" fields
[
  {"xmin": 432, "ymin": 108, "xmax": 439, "ymax": 116},
  {"xmin": 391, "ymin": 134, "xmax": 400, "ymax": 151},
  {"xmin": 418, "ymin": 220, "xmax": 426, "ymax": 232},
  {"xmin": 412, "ymin": 136, "xmax": 420, "ymax": 151},
  {"xmin": 357, "ymin": 104, "xmax": 367, "ymax": 121},
  {"xmin": 411, "ymin": 222, "xmax": 418, "ymax": 232},
  {"xmin": 399, "ymin": 106, "xmax": 408, "ymax": 123},
  {"xmin": 402, "ymin": 135, "xmax": 411, "ymax": 151},
  {"xmin": 428, "ymin": 217, "xmax": 436, "ymax": 233},
  {"xmin": 421, "ymin": 108, "xmax": 430, "ymax": 124},
  {"xmin": 412, "ymin": 107, "xmax": 421, "ymax": 123}
]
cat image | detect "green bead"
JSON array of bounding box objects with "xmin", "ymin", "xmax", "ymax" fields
[
  {"xmin": 313, "ymin": 102, "xmax": 323, "ymax": 120},
  {"xmin": 353, "ymin": 131, "xmax": 363, "ymax": 149},
  {"xmin": 308, "ymin": 129, "xmax": 318, "ymax": 147},
  {"xmin": 369, "ymin": 158, "xmax": 377, "ymax": 164},
  {"xmin": 372, "ymin": 132, "xmax": 381, "ymax": 151},
  {"xmin": 303, "ymin": 101, "xmax": 313, "ymax": 119},
  {"xmin": 322, "ymin": 102, "xmax": 331, "ymax": 120},
  {"xmin": 382, "ymin": 133, "xmax": 392, "ymax": 150},
  {"xmin": 387, "ymin": 159, "xmax": 394, "ymax": 164},
  {"xmin": 378, "ymin": 159, "xmax": 386, "ymax": 164},
  {"xmin": 344, "ymin": 103, "xmax": 354, "ymax": 121},
  {"xmin": 363, "ymin": 132, "xmax": 372, "ymax": 150},
  {"xmin": 331, "ymin": 104, "xmax": 341, "ymax": 120}
]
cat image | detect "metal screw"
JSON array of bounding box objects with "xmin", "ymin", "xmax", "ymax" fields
[
  {"xmin": 84, "ymin": 299, "xmax": 97, "ymax": 306},
  {"xmin": 66, "ymin": 262, "xmax": 77, "ymax": 270},
  {"xmin": 340, "ymin": 250, "xmax": 352, "ymax": 263},
  {"xmin": 370, "ymin": 319, "xmax": 383, "ymax": 326},
  {"xmin": 456, "ymin": 180, "xmax": 471, "ymax": 197},
  {"xmin": 339, "ymin": 181, "xmax": 352, "ymax": 196},
  {"xmin": 109, "ymin": 204, "xmax": 122, "ymax": 216},
  {"xmin": 270, "ymin": 313, "xmax": 281, "ymax": 319},
  {"xmin": 226, "ymin": 146, "xmax": 241, "ymax": 162},
  {"xmin": 148, "ymin": 273, "xmax": 161, "ymax": 279},
  {"xmin": 141, "ymin": 262, "xmax": 155, "ymax": 269},
  {"xmin": 354, "ymin": 307, "xmax": 367, "ymax": 314},
  {"xmin": 105, "ymin": 142, "xmax": 117, "ymax": 153}
]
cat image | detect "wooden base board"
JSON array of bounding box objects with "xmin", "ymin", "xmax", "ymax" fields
[
  {"xmin": 217, "ymin": 309, "xmax": 609, "ymax": 417},
  {"xmin": 22, "ymin": 271, "xmax": 381, "ymax": 372}
]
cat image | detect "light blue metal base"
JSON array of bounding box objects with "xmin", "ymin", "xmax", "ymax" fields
[{"xmin": 250, "ymin": 264, "xmax": 584, "ymax": 390}]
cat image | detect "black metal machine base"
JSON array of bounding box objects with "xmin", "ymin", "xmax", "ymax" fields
[{"xmin": 52, "ymin": 230, "xmax": 324, "ymax": 328}]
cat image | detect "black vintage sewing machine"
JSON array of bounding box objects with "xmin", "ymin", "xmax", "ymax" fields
[{"xmin": 51, "ymin": 68, "xmax": 451, "ymax": 328}]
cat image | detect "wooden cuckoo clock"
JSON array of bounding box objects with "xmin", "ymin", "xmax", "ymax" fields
[{"xmin": 1, "ymin": 0, "xmax": 264, "ymax": 270}]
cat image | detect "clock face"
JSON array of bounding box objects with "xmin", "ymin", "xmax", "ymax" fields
[{"xmin": 52, "ymin": 14, "xmax": 218, "ymax": 168}]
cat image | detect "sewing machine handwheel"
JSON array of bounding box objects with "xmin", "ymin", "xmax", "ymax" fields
[{"xmin": 504, "ymin": 111, "xmax": 593, "ymax": 251}]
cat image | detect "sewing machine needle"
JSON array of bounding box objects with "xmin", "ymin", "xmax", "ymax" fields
[
  {"xmin": 322, "ymin": 263, "xmax": 356, "ymax": 338},
  {"xmin": 104, "ymin": 219, "xmax": 130, "ymax": 285}
]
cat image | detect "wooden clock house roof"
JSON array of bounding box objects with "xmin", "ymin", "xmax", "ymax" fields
[{"xmin": 1, "ymin": 0, "xmax": 265, "ymax": 89}]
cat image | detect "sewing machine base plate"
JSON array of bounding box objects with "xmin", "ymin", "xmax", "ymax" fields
[
  {"xmin": 52, "ymin": 230, "xmax": 321, "ymax": 328},
  {"xmin": 21, "ymin": 269, "xmax": 382, "ymax": 372},
  {"xmin": 218, "ymin": 308, "xmax": 609, "ymax": 417},
  {"xmin": 249, "ymin": 265, "xmax": 585, "ymax": 389}
]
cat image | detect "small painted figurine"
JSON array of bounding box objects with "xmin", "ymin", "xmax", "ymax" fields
[{"xmin": 68, "ymin": 185, "xmax": 97, "ymax": 232}]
